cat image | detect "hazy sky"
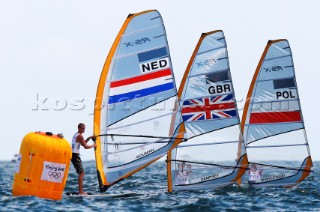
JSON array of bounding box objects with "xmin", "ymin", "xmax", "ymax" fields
[{"xmin": 1, "ymin": 1, "xmax": 319, "ymax": 161}]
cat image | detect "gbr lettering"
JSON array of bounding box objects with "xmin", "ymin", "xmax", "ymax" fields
[{"xmin": 208, "ymin": 84, "xmax": 231, "ymax": 94}]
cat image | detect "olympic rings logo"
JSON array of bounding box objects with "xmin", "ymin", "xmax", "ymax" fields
[{"xmin": 48, "ymin": 171, "xmax": 61, "ymax": 179}]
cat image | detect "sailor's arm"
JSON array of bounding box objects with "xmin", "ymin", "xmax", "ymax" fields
[{"xmin": 77, "ymin": 135, "xmax": 97, "ymax": 149}]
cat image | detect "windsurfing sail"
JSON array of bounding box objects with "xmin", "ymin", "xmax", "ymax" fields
[
  {"xmin": 94, "ymin": 10, "xmax": 182, "ymax": 192},
  {"xmin": 240, "ymin": 39, "xmax": 312, "ymax": 187},
  {"xmin": 167, "ymin": 30, "xmax": 248, "ymax": 191}
]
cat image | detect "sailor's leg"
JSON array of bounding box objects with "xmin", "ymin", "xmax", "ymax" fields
[{"xmin": 78, "ymin": 171, "xmax": 85, "ymax": 194}]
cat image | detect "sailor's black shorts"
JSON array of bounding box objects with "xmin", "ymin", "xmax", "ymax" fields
[{"xmin": 71, "ymin": 153, "xmax": 83, "ymax": 174}]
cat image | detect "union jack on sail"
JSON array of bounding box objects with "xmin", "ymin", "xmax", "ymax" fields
[{"xmin": 181, "ymin": 94, "xmax": 237, "ymax": 122}]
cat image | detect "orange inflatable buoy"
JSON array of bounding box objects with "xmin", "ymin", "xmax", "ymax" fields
[{"xmin": 12, "ymin": 132, "xmax": 72, "ymax": 200}]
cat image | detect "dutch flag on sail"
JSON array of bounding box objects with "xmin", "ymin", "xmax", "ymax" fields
[
  {"xmin": 108, "ymin": 69, "xmax": 174, "ymax": 104},
  {"xmin": 108, "ymin": 47, "xmax": 174, "ymax": 104}
]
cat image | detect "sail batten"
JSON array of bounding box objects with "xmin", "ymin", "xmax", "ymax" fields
[
  {"xmin": 122, "ymin": 23, "xmax": 164, "ymax": 36},
  {"xmin": 246, "ymin": 143, "xmax": 307, "ymax": 148},
  {"xmin": 188, "ymin": 68, "xmax": 230, "ymax": 79},
  {"xmin": 108, "ymin": 112, "xmax": 176, "ymax": 130},
  {"xmin": 264, "ymin": 55, "xmax": 292, "ymax": 61},
  {"xmin": 197, "ymin": 45, "xmax": 226, "ymax": 56},
  {"xmin": 177, "ymin": 140, "xmax": 239, "ymax": 148},
  {"xmin": 113, "ymin": 45, "xmax": 169, "ymax": 65},
  {"xmin": 167, "ymin": 30, "xmax": 248, "ymax": 192},
  {"xmin": 250, "ymin": 99, "xmax": 301, "ymax": 104},
  {"xmin": 240, "ymin": 39, "xmax": 312, "ymax": 187},
  {"xmin": 255, "ymin": 77, "xmax": 296, "ymax": 84}
]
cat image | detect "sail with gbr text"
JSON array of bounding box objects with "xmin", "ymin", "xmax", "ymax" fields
[
  {"xmin": 94, "ymin": 10, "xmax": 182, "ymax": 192},
  {"xmin": 240, "ymin": 39, "xmax": 312, "ymax": 187},
  {"xmin": 167, "ymin": 31, "xmax": 248, "ymax": 191}
]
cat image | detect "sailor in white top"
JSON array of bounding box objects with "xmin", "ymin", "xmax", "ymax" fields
[
  {"xmin": 72, "ymin": 133, "xmax": 81, "ymax": 154},
  {"xmin": 70, "ymin": 123, "xmax": 96, "ymax": 195},
  {"xmin": 248, "ymin": 164, "xmax": 263, "ymax": 184},
  {"xmin": 175, "ymin": 163, "xmax": 192, "ymax": 185}
]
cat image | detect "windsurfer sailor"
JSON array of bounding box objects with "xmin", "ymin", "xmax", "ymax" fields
[
  {"xmin": 248, "ymin": 164, "xmax": 263, "ymax": 184},
  {"xmin": 71, "ymin": 123, "xmax": 96, "ymax": 195},
  {"xmin": 175, "ymin": 162, "xmax": 192, "ymax": 185}
]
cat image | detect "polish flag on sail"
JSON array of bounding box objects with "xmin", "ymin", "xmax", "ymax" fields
[{"xmin": 249, "ymin": 111, "xmax": 302, "ymax": 124}]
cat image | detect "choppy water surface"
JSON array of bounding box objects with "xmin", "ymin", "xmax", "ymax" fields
[{"xmin": 1, "ymin": 161, "xmax": 320, "ymax": 211}]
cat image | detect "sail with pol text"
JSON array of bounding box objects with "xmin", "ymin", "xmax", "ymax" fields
[
  {"xmin": 167, "ymin": 31, "xmax": 248, "ymax": 191},
  {"xmin": 94, "ymin": 10, "xmax": 182, "ymax": 192},
  {"xmin": 240, "ymin": 39, "xmax": 312, "ymax": 187}
]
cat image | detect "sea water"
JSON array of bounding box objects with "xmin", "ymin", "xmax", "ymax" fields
[{"xmin": 1, "ymin": 161, "xmax": 320, "ymax": 211}]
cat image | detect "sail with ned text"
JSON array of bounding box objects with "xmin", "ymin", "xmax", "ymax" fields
[{"xmin": 94, "ymin": 10, "xmax": 182, "ymax": 192}]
